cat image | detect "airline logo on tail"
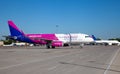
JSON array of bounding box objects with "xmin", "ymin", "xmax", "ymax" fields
[
  {"xmin": 8, "ymin": 20, "xmax": 34, "ymax": 43},
  {"xmin": 8, "ymin": 21, "xmax": 24, "ymax": 36},
  {"xmin": 91, "ymin": 35, "xmax": 97, "ymax": 40}
]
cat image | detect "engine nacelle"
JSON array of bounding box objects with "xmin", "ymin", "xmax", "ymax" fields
[{"xmin": 52, "ymin": 41, "xmax": 63, "ymax": 47}]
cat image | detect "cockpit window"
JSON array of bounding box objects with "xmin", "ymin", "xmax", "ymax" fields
[{"xmin": 85, "ymin": 36, "xmax": 91, "ymax": 38}]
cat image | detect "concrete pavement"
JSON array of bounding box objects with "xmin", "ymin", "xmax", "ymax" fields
[
  {"xmin": 0, "ymin": 46, "xmax": 120, "ymax": 74},
  {"xmin": 107, "ymin": 48, "xmax": 120, "ymax": 74}
]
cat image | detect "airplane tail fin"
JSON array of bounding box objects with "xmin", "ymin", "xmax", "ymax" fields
[
  {"xmin": 8, "ymin": 20, "xmax": 24, "ymax": 36},
  {"xmin": 91, "ymin": 35, "xmax": 97, "ymax": 40}
]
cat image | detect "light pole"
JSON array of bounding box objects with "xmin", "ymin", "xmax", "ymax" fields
[{"xmin": 56, "ymin": 25, "xmax": 59, "ymax": 33}]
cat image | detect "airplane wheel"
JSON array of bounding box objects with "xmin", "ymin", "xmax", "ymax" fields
[
  {"xmin": 47, "ymin": 45, "xmax": 50, "ymax": 49},
  {"xmin": 46, "ymin": 42, "xmax": 51, "ymax": 49},
  {"xmin": 52, "ymin": 46, "xmax": 55, "ymax": 49}
]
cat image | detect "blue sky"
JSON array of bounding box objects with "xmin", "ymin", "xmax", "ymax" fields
[{"xmin": 0, "ymin": 0, "xmax": 120, "ymax": 39}]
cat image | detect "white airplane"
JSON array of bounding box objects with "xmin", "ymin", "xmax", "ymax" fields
[
  {"xmin": 95, "ymin": 40, "xmax": 120, "ymax": 46},
  {"xmin": 92, "ymin": 35, "xmax": 120, "ymax": 46}
]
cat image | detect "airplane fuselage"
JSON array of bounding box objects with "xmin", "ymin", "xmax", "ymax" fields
[{"xmin": 25, "ymin": 33, "xmax": 94, "ymax": 46}]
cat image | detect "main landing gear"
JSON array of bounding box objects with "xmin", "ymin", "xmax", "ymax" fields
[{"xmin": 46, "ymin": 43, "xmax": 55, "ymax": 49}]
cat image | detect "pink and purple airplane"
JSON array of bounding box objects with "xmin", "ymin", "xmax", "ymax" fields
[{"xmin": 8, "ymin": 20, "xmax": 94, "ymax": 48}]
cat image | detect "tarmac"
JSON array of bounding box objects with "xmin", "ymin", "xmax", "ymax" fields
[{"xmin": 0, "ymin": 45, "xmax": 120, "ymax": 74}]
